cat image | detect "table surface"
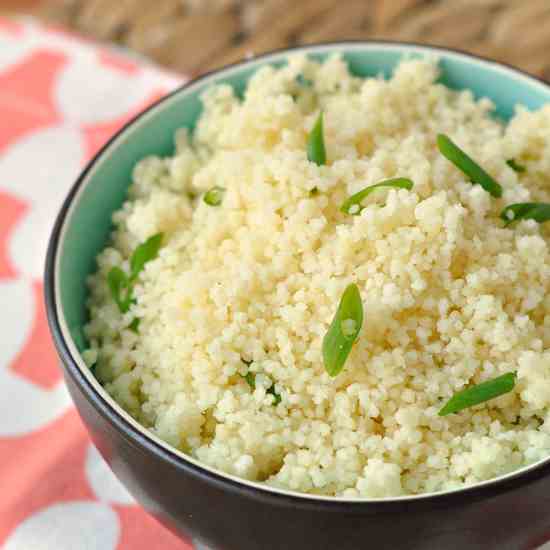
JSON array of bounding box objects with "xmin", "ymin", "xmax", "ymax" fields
[{"xmin": 5, "ymin": 0, "xmax": 550, "ymax": 79}]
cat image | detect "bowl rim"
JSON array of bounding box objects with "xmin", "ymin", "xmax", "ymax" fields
[{"xmin": 45, "ymin": 39, "xmax": 550, "ymax": 510}]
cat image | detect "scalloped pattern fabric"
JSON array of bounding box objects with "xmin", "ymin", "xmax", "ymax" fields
[{"xmin": 0, "ymin": 16, "xmax": 199, "ymax": 550}]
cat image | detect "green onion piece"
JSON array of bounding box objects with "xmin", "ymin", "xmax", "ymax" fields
[
  {"xmin": 130, "ymin": 233, "xmax": 163, "ymax": 282},
  {"xmin": 107, "ymin": 267, "xmax": 132, "ymax": 313},
  {"xmin": 322, "ymin": 283, "xmax": 364, "ymax": 377},
  {"xmin": 506, "ymin": 159, "xmax": 526, "ymax": 173},
  {"xmin": 500, "ymin": 202, "xmax": 550, "ymax": 226},
  {"xmin": 241, "ymin": 371, "xmax": 281, "ymax": 405},
  {"xmin": 240, "ymin": 360, "xmax": 255, "ymax": 388},
  {"xmin": 108, "ymin": 233, "xmax": 164, "ymax": 314},
  {"xmin": 340, "ymin": 178, "xmax": 414, "ymax": 216},
  {"xmin": 307, "ymin": 112, "xmax": 326, "ymax": 166},
  {"xmin": 437, "ymin": 134, "xmax": 503, "ymax": 198},
  {"xmin": 203, "ymin": 186, "xmax": 225, "ymax": 206},
  {"xmin": 438, "ymin": 372, "xmax": 516, "ymax": 416},
  {"xmin": 267, "ymin": 385, "xmax": 282, "ymax": 405},
  {"xmin": 242, "ymin": 371, "xmax": 256, "ymax": 389},
  {"xmin": 128, "ymin": 318, "xmax": 140, "ymax": 333}
]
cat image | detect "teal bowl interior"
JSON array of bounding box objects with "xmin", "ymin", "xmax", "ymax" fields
[{"xmin": 54, "ymin": 42, "xmax": 550, "ymax": 353}]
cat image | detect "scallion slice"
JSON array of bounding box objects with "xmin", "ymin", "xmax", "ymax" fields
[
  {"xmin": 307, "ymin": 112, "xmax": 326, "ymax": 166},
  {"xmin": 322, "ymin": 283, "xmax": 363, "ymax": 377},
  {"xmin": 500, "ymin": 202, "xmax": 550, "ymax": 226},
  {"xmin": 242, "ymin": 371, "xmax": 256, "ymax": 389},
  {"xmin": 506, "ymin": 159, "xmax": 526, "ymax": 173},
  {"xmin": 267, "ymin": 385, "xmax": 282, "ymax": 405},
  {"xmin": 438, "ymin": 372, "xmax": 516, "ymax": 416},
  {"xmin": 340, "ymin": 178, "xmax": 414, "ymax": 215},
  {"xmin": 130, "ymin": 233, "xmax": 163, "ymax": 282},
  {"xmin": 107, "ymin": 266, "xmax": 132, "ymax": 313},
  {"xmin": 437, "ymin": 134, "xmax": 502, "ymax": 198},
  {"xmin": 203, "ymin": 186, "xmax": 225, "ymax": 206},
  {"xmin": 241, "ymin": 370, "xmax": 281, "ymax": 405},
  {"xmin": 107, "ymin": 233, "xmax": 164, "ymax": 318}
]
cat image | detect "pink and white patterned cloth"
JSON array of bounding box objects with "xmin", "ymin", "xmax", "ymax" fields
[{"xmin": 0, "ymin": 16, "xmax": 196, "ymax": 549}]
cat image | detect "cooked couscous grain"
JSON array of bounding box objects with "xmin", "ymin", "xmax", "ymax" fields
[{"xmin": 84, "ymin": 55, "xmax": 550, "ymax": 497}]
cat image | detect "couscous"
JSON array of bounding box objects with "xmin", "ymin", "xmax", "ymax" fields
[{"xmin": 83, "ymin": 55, "xmax": 550, "ymax": 498}]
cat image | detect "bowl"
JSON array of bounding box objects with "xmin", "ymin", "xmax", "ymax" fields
[{"xmin": 45, "ymin": 42, "xmax": 550, "ymax": 550}]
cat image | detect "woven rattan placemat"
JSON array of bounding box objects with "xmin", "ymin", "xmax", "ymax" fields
[{"xmin": 18, "ymin": 0, "xmax": 550, "ymax": 79}]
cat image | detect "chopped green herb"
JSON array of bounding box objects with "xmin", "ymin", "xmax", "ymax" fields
[
  {"xmin": 322, "ymin": 283, "xmax": 364, "ymax": 377},
  {"xmin": 438, "ymin": 372, "xmax": 516, "ymax": 416},
  {"xmin": 310, "ymin": 187, "xmax": 319, "ymax": 196},
  {"xmin": 241, "ymin": 370, "xmax": 281, "ymax": 405},
  {"xmin": 107, "ymin": 266, "xmax": 132, "ymax": 313},
  {"xmin": 129, "ymin": 233, "xmax": 163, "ymax": 282},
  {"xmin": 107, "ymin": 233, "xmax": 163, "ymax": 314},
  {"xmin": 243, "ymin": 371, "xmax": 256, "ymax": 389},
  {"xmin": 500, "ymin": 202, "xmax": 550, "ymax": 226},
  {"xmin": 340, "ymin": 178, "xmax": 414, "ymax": 216},
  {"xmin": 307, "ymin": 112, "xmax": 326, "ymax": 166},
  {"xmin": 506, "ymin": 159, "xmax": 526, "ymax": 173},
  {"xmin": 437, "ymin": 134, "xmax": 503, "ymax": 198},
  {"xmin": 267, "ymin": 385, "xmax": 282, "ymax": 405},
  {"xmin": 203, "ymin": 186, "xmax": 225, "ymax": 206},
  {"xmin": 128, "ymin": 318, "xmax": 140, "ymax": 333}
]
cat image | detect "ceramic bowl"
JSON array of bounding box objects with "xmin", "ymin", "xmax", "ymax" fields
[{"xmin": 45, "ymin": 42, "xmax": 550, "ymax": 550}]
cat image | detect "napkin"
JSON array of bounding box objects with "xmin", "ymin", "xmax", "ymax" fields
[{"xmin": 0, "ymin": 16, "xmax": 195, "ymax": 549}]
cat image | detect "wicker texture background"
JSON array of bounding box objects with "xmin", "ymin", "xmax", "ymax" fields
[{"xmin": 8, "ymin": 0, "xmax": 550, "ymax": 80}]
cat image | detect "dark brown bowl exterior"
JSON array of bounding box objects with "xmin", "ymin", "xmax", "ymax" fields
[{"xmin": 45, "ymin": 41, "xmax": 550, "ymax": 550}]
